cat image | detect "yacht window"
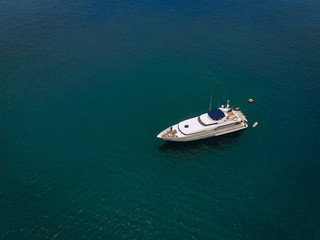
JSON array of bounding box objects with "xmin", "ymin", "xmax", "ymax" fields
[
  {"xmin": 198, "ymin": 117, "xmax": 206, "ymax": 126},
  {"xmin": 198, "ymin": 117, "xmax": 218, "ymax": 126},
  {"xmin": 215, "ymin": 123, "xmax": 235, "ymax": 130},
  {"xmin": 184, "ymin": 125, "xmax": 189, "ymax": 128}
]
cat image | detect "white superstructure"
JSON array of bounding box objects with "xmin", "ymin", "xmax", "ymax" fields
[{"xmin": 157, "ymin": 101, "xmax": 248, "ymax": 142}]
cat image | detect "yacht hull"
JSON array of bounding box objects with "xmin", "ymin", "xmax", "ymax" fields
[
  {"xmin": 158, "ymin": 123, "xmax": 247, "ymax": 142},
  {"xmin": 157, "ymin": 103, "xmax": 248, "ymax": 142}
]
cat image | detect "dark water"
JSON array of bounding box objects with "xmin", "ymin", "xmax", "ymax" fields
[{"xmin": 1, "ymin": 0, "xmax": 320, "ymax": 239}]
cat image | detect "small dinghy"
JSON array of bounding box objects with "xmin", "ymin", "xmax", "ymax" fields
[{"xmin": 253, "ymin": 122, "xmax": 258, "ymax": 127}]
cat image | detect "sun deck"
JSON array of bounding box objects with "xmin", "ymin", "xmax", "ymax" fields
[
  {"xmin": 162, "ymin": 129, "xmax": 177, "ymax": 138},
  {"xmin": 227, "ymin": 111, "xmax": 235, "ymax": 117}
]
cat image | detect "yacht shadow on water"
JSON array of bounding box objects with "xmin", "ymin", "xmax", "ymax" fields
[{"xmin": 158, "ymin": 131, "xmax": 244, "ymax": 155}]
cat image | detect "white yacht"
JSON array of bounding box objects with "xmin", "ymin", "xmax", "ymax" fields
[{"xmin": 157, "ymin": 100, "xmax": 248, "ymax": 142}]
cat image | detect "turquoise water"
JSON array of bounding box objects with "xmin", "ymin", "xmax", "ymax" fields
[{"xmin": 1, "ymin": 0, "xmax": 320, "ymax": 239}]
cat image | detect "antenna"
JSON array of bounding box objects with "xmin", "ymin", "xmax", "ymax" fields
[
  {"xmin": 227, "ymin": 99, "xmax": 230, "ymax": 108},
  {"xmin": 209, "ymin": 95, "xmax": 212, "ymax": 111}
]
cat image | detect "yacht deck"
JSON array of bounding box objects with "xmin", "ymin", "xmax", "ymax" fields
[{"xmin": 162, "ymin": 129, "xmax": 177, "ymax": 138}]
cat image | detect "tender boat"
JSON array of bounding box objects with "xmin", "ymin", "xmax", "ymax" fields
[{"xmin": 157, "ymin": 100, "xmax": 248, "ymax": 142}]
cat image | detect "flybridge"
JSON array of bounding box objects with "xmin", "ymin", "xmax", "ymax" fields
[{"xmin": 208, "ymin": 109, "xmax": 225, "ymax": 120}]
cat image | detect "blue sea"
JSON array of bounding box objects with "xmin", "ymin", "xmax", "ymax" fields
[{"xmin": 1, "ymin": 0, "xmax": 320, "ymax": 239}]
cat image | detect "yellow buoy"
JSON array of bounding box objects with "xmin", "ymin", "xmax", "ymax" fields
[{"xmin": 248, "ymin": 98, "xmax": 254, "ymax": 103}]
